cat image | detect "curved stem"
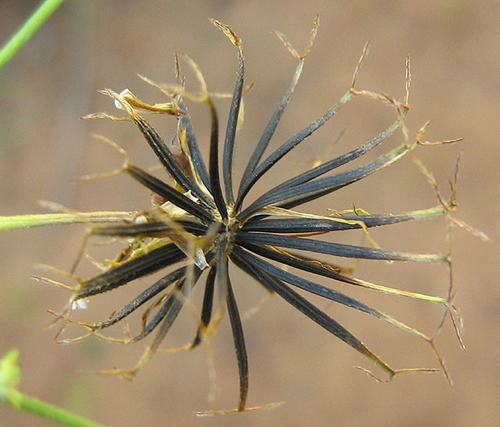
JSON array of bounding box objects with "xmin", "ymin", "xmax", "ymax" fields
[{"xmin": 0, "ymin": 349, "xmax": 107, "ymax": 427}]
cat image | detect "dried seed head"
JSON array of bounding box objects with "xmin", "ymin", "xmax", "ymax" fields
[{"xmin": 27, "ymin": 18, "xmax": 469, "ymax": 412}]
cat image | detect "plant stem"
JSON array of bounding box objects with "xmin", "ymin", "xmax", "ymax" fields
[
  {"xmin": 4, "ymin": 390, "xmax": 107, "ymax": 427},
  {"xmin": 0, "ymin": 212, "xmax": 135, "ymax": 231},
  {"xmin": 0, "ymin": 0, "xmax": 66, "ymax": 70},
  {"xmin": 0, "ymin": 349, "xmax": 107, "ymax": 427}
]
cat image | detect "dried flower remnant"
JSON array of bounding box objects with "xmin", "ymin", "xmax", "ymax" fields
[{"xmin": 34, "ymin": 18, "xmax": 466, "ymax": 413}]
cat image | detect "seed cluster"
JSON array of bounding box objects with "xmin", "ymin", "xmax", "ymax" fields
[{"xmin": 52, "ymin": 19, "xmax": 460, "ymax": 413}]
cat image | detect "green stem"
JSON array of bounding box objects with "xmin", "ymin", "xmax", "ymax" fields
[
  {"xmin": 1, "ymin": 349, "xmax": 107, "ymax": 427},
  {"xmin": 0, "ymin": 0, "xmax": 66, "ymax": 70},
  {"xmin": 4, "ymin": 390, "xmax": 107, "ymax": 427},
  {"xmin": 0, "ymin": 212, "xmax": 135, "ymax": 231}
]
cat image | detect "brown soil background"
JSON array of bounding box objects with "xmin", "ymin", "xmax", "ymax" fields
[{"xmin": 1, "ymin": 1, "xmax": 498, "ymax": 426}]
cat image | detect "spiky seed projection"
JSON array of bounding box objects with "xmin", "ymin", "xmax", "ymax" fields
[{"xmin": 42, "ymin": 19, "xmax": 463, "ymax": 413}]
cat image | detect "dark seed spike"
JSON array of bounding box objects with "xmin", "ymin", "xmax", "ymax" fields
[
  {"xmin": 191, "ymin": 266, "xmax": 216, "ymax": 349},
  {"xmin": 232, "ymin": 245, "xmax": 379, "ymax": 317},
  {"xmin": 223, "ymin": 46, "xmax": 244, "ymax": 206},
  {"xmin": 215, "ymin": 237, "xmax": 230, "ymax": 307},
  {"xmin": 77, "ymin": 243, "xmax": 185, "ymax": 299},
  {"xmin": 236, "ymin": 91, "xmax": 353, "ymax": 209},
  {"xmin": 131, "ymin": 277, "xmax": 189, "ymax": 343},
  {"xmin": 240, "ymin": 212, "xmax": 416, "ymax": 233},
  {"xmin": 231, "ymin": 248, "xmax": 395, "ymax": 377},
  {"xmin": 226, "ymin": 275, "xmax": 249, "ymax": 412},
  {"xmin": 91, "ymin": 220, "xmax": 208, "ymax": 238},
  {"xmin": 150, "ymin": 277, "xmax": 192, "ymax": 349},
  {"xmin": 268, "ymin": 119, "xmax": 401, "ymax": 194},
  {"xmin": 132, "ymin": 263, "xmax": 206, "ymax": 343},
  {"xmin": 235, "ymin": 60, "xmax": 305, "ymax": 212},
  {"xmin": 95, "ymin": 266, "xmax": 187, "ymax": 330},
  {"xmin": 238, "ymin": 240, "xmax": 346, "ymax": 278},
  {"xmin": 235, "ymin": 231, "xmax": 442, "ymax": 262},
  {"xmin": 133, "ymin": 116, "xmax": 213, "ymax": 208},
  {"xmin": 239, "ymin": 241, "xmax": 431, "ymax": 303},
  {"xmin": 207, "ymin": 99, "xmax": 228, "ymax": 220},
  {"xmin": 237, "ymin": 142, "xmax": 407, "ymax": 220},
  {"xmin": 126, "ymin": 164, "xmax": 214, "ymax": 224},
  {"xmin": 178, "ymin": 100, "xmax": 212, "ymax": 192},
  {"xmin": 278, "ymin": 145, "xmax": 408, "ymax": 211}
]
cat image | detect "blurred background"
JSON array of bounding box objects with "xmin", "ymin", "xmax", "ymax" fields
[{"xmin": 0, "ymin": 1, "xmax": 498, "ymax": 426}]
